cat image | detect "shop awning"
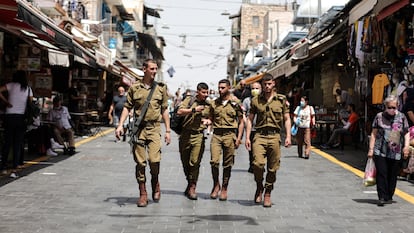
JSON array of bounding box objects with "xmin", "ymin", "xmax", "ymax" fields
[
  {"xmin": 136, "ymin": 32, "xmax": 164, "ymax": 60},
  {"xmin": 348, "ymin": 0, "xmax": 377, "ymax": 25},
  {"xmin": 376, "ymin": 0, "xmax": 409, "ymax": 21},
  {"xmin": 267, "ymin": 58, "xmax": 298, "ymax": 79},
  {"xmin": 48, "ymin": 49, "xmax": 70, "ymax": 67},
  {"xmin": 0, "ymin": 0, "xmax": 52, "ymax": 42},
  {"xmin": 115, "ymin": 5, "xmax": 134, "ymax": 21},
  {"xmin": 373, "ymin": 0, "xmax": 403, "ymax": 15},
  {"xmin": 16, "ymin": 0, "xmax": 97, "ymax": 67},
  {"xmin": 292, "ymin": 32, "xmax": 345, "ymax": 66},
  {"xmin": 144, "ymin": 5, "xmax": 161, "ymax": 18}
]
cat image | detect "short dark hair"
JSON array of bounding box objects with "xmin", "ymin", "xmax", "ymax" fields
[
  {"xmin": 143, "ymin": 59, "xmax": 157, "ymax": 68},
  {"xmin": 262, "ymin": 73, "xmax": 274, "ymax": 82},
  {"xmin": 197, "ymin": 82, "xmax": 209, "ymax": 90},
  {"xmin": 218, "ymin": 79, "xmax": 230, "ymax": 86},
  {"xmin": 53, "ymin": 95, "xmax": 61, "ymax": 104},
  {"xmin": 348, "ymin": 103, "xmax": 355, "ymax": 111}
]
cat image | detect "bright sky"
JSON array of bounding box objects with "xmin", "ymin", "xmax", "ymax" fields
[{"xmin": 146, "ymin": 0, "xmax": 290, "ymax": 94}]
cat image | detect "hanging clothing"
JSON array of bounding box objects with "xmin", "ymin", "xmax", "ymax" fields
[
  {"xmin": 372, "ymin": 73, "xmax": 390, "ymax": 104},
  {"xmin": 355, "ymin": 20, "xmax": 364, "ymax": 68}
]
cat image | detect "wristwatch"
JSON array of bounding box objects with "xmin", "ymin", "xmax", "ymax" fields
[{"xmin": 192, "ymin": 108, "xmax": 196, "ymax": 113}]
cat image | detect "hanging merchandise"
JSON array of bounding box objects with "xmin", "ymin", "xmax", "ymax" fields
[
  {"xmin": 372, "ymin": 73, "xmax": 390, "ymax": 104},
  {"xmin": 394, "ymin": 19, "xmax": 407, "ymax": 58},
  {"xmin": 355, "ymin": 20, "xmax": 364, "ymax": 68},
  {"xmin": 361, "ymin": 16, "xmax": 373, "ymax": 53}
]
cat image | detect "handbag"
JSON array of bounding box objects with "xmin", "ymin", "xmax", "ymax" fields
[
  {"xmin": 291, "ymin": 106, "xmax": 302, "ymax": 136},
  {"xmin": 24, "ymin": 87, "xmax": 40, "ymax": 125},
  {"xmin": 309, "ymin": 107, "xmax": 317, "ymax": 139},
  {"xmin": 403, "ymin": 147, "xmax": 414, "ymax": 174},
  {"xmin": 291, "ymin": 124, "xmax": 298, "ymax": 136},
  {"xmin": 363, "ymin": 157, "xmax": 376, "ymax": 186}
]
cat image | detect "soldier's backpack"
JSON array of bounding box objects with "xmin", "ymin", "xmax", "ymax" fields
[{"xmin": 170, "ymin": 96, "xmax": 196, "ymax": 135}]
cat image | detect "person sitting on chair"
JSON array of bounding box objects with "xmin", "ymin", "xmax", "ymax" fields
[
  {"xmin": 321, "ymin": 104, "xmax": 359, "ymax": 149},
  {"xmin": 47, "ymin": 96, "xmax": 76, "ymax": 155}
]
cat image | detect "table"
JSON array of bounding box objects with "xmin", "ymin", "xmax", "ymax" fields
[{"xmin": 315, "ymin": 120, "xmax": 337, "ymax": 144}]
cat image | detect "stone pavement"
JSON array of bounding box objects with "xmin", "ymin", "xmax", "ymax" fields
[{"xmin": 1, "ymin": 129, "xmax": 414, "ymax": 233}]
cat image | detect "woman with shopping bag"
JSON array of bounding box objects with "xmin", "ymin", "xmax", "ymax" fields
[
  {"xmin": 368, "ymin": 95, "xmax": 410, "ymax": 206},
  {"xmin": 293, "ymin": 96, "xmax": 315, "ymax": 159}
]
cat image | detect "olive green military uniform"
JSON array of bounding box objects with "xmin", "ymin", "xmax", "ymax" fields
[
  {"xmin": 250, "ymin": 93, "xmax": 289, "ymax": 191},
  {"xmin": 209, "ymin": 97, "xmax": 243, "ymax": 200},
  {"xmin": 179, "ymin": 96, "xmax": 210, "ymax": 196},
  {"xmin": 124, "ymin": 81, "xmax": 168, "ymax": 183}
]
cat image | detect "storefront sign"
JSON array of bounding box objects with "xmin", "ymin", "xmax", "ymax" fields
[
  {"xmin": 17, "ymin": 57, "xmax": 41, "ymax": 71},
  {"xmin": 33, "ymin": 74, "xmax": 52, "ymax": 97}
]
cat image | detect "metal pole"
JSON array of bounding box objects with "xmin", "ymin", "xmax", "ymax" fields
[
  {"xmin": 275, "ymin": 20, "xmax": 279, "ymax": 55},
  {"xmin": 269, "ymin": 27, "xmax": 273, "ymax": 58}
]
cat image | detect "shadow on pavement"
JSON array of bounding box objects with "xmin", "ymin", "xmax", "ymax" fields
[
  {"xmin": 0, "ymin": 153, "xmax": 74, "ymax": 187},
  {"xmin": 106, "ymin": 213, "xmax": 259, "ymax": 225}
]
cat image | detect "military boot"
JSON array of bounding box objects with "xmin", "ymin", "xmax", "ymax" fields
[
  {"xmin": 254, "ymin": 182, "xmax": 264, "ymax": 204},
  {"xmin": 137, "ymin": 182, "xmax": 148, "ymax": 207},
  {"xmin": 151, "ymin": 176, "xmax": 161, "ymax": 202},
  {"xmin": 263, "ymin": 189, "xmax": 272, "ymax": 208},
  {"xmin": 219, "ymin": 167, "xmax": 231, "ymax": 201},
  {"xmin": 210, "ymin": 167, "xmax": 220, "ymax": 199},
  {"xmin": 187, "ymin": 181, "xmax": 198, "ymax": 200},
  {"xmin": 184, "ymin": 181, "xmax": 190, "ymax": 196}
]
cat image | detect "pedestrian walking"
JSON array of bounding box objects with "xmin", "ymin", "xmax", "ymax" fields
[
  {"xmin": 177, "ymin": 82, "xmax": 211, "ymax": 200},
  {"xmin": 242, "ymin": 81, "xmax": 262, "ymax": 172},
  {"xmin": 245, "ymin": 74, "xmax": 292, "ymax": 207},
  {"xmin": 292, "ymin": 96, "xmax": 315, "ymax": 159},
  {"xmin": 115, "ymin": 59, "xmax": 171, "ymax": 207},
  {"xmin": 208, "ymin": 79, "xmax": 244, "ymax": 201},
  {"xmin": 368, "ymin": 95, "xmax": 410, "ymax": 206},
  {"xmin": 108, "ymin": 86, "xmax": 127, "ymax": 142}
]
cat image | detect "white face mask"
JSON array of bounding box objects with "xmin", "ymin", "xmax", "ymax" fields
[
  {"xmin": 251, "ymin": 89, "xmax": 261, "ymax": 97},
  {"xmin": 386, "ymin": 108, "xmax": 397, "ymax": 116}
]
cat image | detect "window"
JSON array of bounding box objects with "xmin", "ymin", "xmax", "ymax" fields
[{"xmin": 252, "ymin": 16, "xmax": 259, "ymax": 27}]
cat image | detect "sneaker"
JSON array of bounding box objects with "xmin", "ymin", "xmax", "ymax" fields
[
  {"xmin": 332, "ymin": 142, "xmax": 341, "ymax": 148},
  {"xmin": 51, "ymin": 139, "xmax": 65, "ymax": 149},
  {"xmin": 320, "ymin": 144, "xmax": 331, "ymax": 149},
  {"xmin": 9, "ymin": 172, "xmax": 19, "ymax": 178},
  {"xmin": 46, "ymin": 148, "xmax": 58, "ymax": 156}
]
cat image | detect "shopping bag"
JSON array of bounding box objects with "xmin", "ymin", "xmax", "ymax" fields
[
  {"xmin": 310, "ymin": 127, "xmax": 317, "ymax": 139},
  {"xmin": 363, "ymin": 158, "xmax": 376, "ymax": 186}
]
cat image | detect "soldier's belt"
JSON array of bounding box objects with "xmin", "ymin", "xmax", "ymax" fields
[
  {"xmin": 256, "ymin": 128, "xmax": 279, "ymax": 135},
  {"xmin": 183, "ymin": 129, "xmax": 204, "ymax": 134},
  {"xmin": 213, "ymin": 128, "xmax": 236, "ymax": 135},
  {"xmin": 140, "ymin": 121, "xmax": 160, "ymax": 127}
]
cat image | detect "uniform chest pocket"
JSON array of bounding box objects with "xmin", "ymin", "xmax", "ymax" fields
[
  {"xmin": 225, "ymin": 107, "xmax": 237, "ymax": 118},
  {"xmin": 270, "ymin": 106, "xmax": 283, "ymax": 118}
]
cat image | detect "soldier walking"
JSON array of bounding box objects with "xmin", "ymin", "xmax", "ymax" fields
[
  {"xmin": 245, "ymin": 74, "xmax": 292, "ymax": 207},
  {"xmin": 208, "ymin": 79, "xmax": 244, "ymax": 201},
  {"xmin": 177, "ymin": 82, "xmax": 211, "ymax": 200},
  {"xmin": 115, "ymin": 59, "xmax": 171, "ymax": 207}
]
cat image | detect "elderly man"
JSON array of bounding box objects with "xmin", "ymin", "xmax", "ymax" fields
[
  {"xmin": 47, "ymin": 96, "xmax": 76, "ymax": 155},
  {"xmin": 108, "ymin": 86, "xmax": 128, "ymax": 142}
]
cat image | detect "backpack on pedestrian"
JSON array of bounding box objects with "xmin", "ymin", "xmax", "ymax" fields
[{"xmin": 170, "ymin": 96, "xmax": 196, "ymax": 135}]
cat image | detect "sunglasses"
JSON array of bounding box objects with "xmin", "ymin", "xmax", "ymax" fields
[{"xmin": 387, "ymin": 106, "xmax": 397, "ymax": 110}]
